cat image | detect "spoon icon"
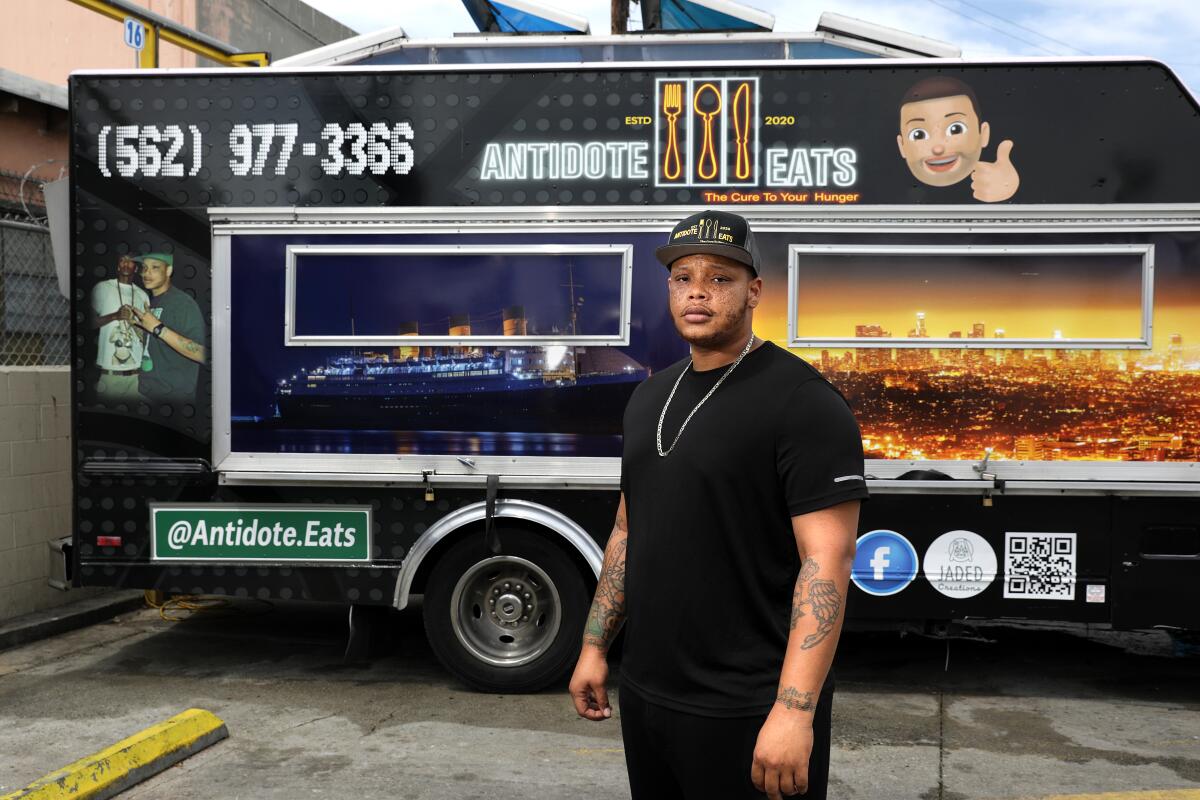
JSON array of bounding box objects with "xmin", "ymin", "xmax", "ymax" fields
[{"xmin": 693, "ymin": 82, "xmax": 722, "ymax": 180}]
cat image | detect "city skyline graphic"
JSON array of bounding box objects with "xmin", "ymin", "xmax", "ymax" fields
[
  {"xmin": 753, "ymin": 298, "xmax": 1199, "ymax": 463},
  {"xmin": 791, "ymin": 253, "xmax": 1147, "ymax": 340},
  {"xmin": 742, "ymin": 247, "xmax": 1198, "ymax": 463}
]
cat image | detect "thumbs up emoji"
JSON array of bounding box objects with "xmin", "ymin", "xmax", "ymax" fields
[{"xmin": 970, "ymin": 140, "xmax": 1019, "ymax": 202}]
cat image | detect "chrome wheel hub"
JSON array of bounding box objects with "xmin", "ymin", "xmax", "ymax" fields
[{"xmin": 450, "ymin": 555, "xmax": 561, "ymax": 668}]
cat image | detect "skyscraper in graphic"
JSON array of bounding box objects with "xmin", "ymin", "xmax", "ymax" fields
[
  {"xmin": 855, "ymin": 323, "xmax": 893, "ymax": 370},
  {"xmin": 1167, "ymin": 333, "xmax": 1183, "ymax": 371}
]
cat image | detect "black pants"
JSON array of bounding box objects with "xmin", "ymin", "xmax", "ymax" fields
[{"xmin": 618, "ymin": 682, "xmax": 833, "ymax": 800}]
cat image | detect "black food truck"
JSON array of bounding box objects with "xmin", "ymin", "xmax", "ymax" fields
[{"xmin": 65, "ymin": 34, "xmax": 1200, "ymax": 690}]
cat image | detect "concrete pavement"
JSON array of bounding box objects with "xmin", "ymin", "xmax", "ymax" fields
[{"xmin": 0, "ymin": 602, "xmax": 1196, "ymax": 799}]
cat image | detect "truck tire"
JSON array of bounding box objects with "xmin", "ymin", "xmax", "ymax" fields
[{"xmin": 422, "ymin": 528, "xmax": 589, "ymax": 692}]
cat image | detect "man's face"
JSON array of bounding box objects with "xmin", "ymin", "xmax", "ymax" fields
[
  {"xmin": 116, "ymin": 257, "xmax": 136, "ymax": 280},
  {"xmin": 896, "ymin": 94, "xmax": 990, "ymax": 187},
  {"xmin": 667, "ymin": 253, "xmax": 760, "ymax": 348},
  {"xmin": 139, "ymin": 258, "xmax": 170, "ymax": 292}
]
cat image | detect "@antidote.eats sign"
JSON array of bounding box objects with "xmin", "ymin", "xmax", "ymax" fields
[{"xmin": 150, "ymin": 504, "xmax": 371, "ymax": 563}]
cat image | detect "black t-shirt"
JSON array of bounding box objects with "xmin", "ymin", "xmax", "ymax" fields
[
  {"xmin": 619, "ymin": 340, "xmax": 869, "ymax": 717},
  {"xmin": 140, "ymin": 286, "xmax": 205, "ymax": 401}
]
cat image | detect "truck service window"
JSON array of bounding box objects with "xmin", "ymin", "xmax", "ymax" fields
[
  {"xmin": 787, "ymin": 244, "xmax": 1153, "ymax": 350},
  {"xmin": 285, "ymin": 244, "xmax": 632, "ymax": 347}
]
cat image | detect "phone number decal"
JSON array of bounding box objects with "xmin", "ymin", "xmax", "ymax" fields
[{"xmin": 96, "ymin": 122, "xmax": 416, "ymax": 179}]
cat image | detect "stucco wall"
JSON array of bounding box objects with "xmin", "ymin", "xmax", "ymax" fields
[
  {"xmin": 0, "ymin": 0, "xmax": 356, "ymax": 85},
  {"xmin": 0, "ymin": 367, "xmax": 94, "ymax": 621}
]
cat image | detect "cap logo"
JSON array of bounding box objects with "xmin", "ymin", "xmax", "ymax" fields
[
  {"xmin": 699, "ymin": 217, "xmax": 735, "ymax": 244},
  {"xmin": 657, "ymin": 210, "xmax": 756, "ymax": 273}
]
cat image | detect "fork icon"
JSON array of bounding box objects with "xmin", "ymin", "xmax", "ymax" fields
[{"xmin": 662, "ymin": 83, "xmax": 683, "ymax": 180}]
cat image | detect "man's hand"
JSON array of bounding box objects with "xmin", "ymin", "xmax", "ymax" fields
[
  {"xmin": 125, "ymin": 304, "xmax": 160, "ymax": 332},
  {"xmin": 970, "ymin": 139, "xmax": 1019, "ymax": 202},
  {"xmin": 568, "ymin": 647, "xmax": 611, "ymax": 721},
  {"xmin": 751, "ymin": 706, "xmax": 814, "ymax": 799}
]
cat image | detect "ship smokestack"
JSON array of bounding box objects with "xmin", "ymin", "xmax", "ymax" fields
[
  {"xmin": 449, "ymin": 313, "xmax": 474, "ymax": 357},
  {"xmin": 394, "ymin": 321, "xmax": 421, "ymax": 362},
  {"xmin": 502, "ymin": 305, "xmax": 528, "ymax": 336}
]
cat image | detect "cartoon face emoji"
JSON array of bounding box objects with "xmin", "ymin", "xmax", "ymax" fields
[
  {"xmin": 897, "ymin": 94, "xmax": 991, "ymax": 187},
  {"xmin": 947, "ymin": 537, "xmax": 974, "ymax": 562}
]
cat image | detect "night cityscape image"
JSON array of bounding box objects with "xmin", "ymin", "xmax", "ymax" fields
[
  {"xmin": 761, "ymin": 248, "xmax": 1199, "ymax": 463},
  {"xmin": 794, "ymin": 318, "xmax": 1198, "ymax": 463}
]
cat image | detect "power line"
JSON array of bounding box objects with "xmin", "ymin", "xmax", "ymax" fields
[
  {"xmin": 951, "ymin": 0, "xmax": 1092, "ymax": 56},
  {"xmin": 919, "ymin": 0, "xmax": 1063, "ymax": 56}
]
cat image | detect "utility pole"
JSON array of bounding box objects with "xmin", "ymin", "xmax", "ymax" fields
[{"xmin": 611, "ymin": 0, "xmax": 662, "ymax": 34}]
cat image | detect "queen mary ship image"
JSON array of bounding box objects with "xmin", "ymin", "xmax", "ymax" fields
[{"xmin": 273, "ymin": 304, "xmax": 648, "ymax": 435}]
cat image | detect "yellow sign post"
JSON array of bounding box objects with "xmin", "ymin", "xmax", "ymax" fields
[{"xmin": 69, "ymin": 0, "xmax": 269, "ymax": 68}]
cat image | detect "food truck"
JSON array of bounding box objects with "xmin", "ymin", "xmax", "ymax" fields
[{"xmin": 64, "ymin": 26, "xmax": 1200, "ymax": 690}]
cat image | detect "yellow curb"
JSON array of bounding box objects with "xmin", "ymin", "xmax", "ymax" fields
[
  {"xmin": 1024, "ymin": 792, "xmax": 1200, "ymax": 800},
  {"xmin": 1, "ymin": 708, "xmax": 228, "ymax": 800}
]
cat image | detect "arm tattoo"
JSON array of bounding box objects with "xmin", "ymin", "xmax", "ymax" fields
[
  {"xmin": 183, "ymin": 339, "xmax": 201, "ymax": 355},
  {"xmin": 776, "ymin": 686, "xmax": 817, "ymax": 713},
  {"xmin": 582, "ymin": 511, "xmax": 628, "ymax": 652},
  {"xmin": 790, "ymin": 558, "xmax": 819, "ymax": 629},
  {"xmin": 789, "ymin": 558, "xmax": 844, "ymax": 650}
]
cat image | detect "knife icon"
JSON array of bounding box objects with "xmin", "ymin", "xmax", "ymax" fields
[{"xmin": 733, "ymin": 82, "xmax": 751, "ymax": 180}]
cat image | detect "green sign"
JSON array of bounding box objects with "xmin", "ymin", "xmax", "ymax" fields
[{"xmin": 150, "ymin": 505, "xmax": 371, "ymax": 562}]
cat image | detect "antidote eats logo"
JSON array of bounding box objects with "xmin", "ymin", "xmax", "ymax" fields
[
  {"xmin": 654, "ymin": 76, "xmax": 760, "ymax": 187},
  {"xmin": 151, "ymin": 505, "xmax": 371, "ymax": 563},
  {"xmin": 672, "ymin": 217, "xmax": 734, "ymax": 244}
]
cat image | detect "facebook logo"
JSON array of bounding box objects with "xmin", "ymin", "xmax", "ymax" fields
[{"xmin": 852, "ymin": 530, "xmax": 919, "ymax": 596}]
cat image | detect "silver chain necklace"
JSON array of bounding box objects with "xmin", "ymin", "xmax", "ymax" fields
[{"xmin": 656, "ymin": 333, "xmax": 756, "ymax": 457}]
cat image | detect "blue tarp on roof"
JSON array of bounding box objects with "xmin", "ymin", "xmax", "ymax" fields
[
  {"xmin": 660, "ymin": 0, "xmax": 772, "ymax": 32},
  {"xmin": 462, "ymin": 0, "xmax": 589, "ymax": 34}
]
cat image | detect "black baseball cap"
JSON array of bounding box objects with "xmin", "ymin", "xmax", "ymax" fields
[{"xmin": 655, "ymin": 210, "xmax": 761, "ymax": 276}]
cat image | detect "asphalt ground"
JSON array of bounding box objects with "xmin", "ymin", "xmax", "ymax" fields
[{"xmin": 0, "ymin": 600, "xmax": 1197, "ymax": 800}]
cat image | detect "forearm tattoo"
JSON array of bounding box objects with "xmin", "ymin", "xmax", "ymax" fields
[
  {"xmin": 582, "ymin": 510, "xmax": 628, "ymax": 651},
  {"xmin": 776, "ymin": 686, "xmax": 817, "ymax": 713},
  {"xmin": 790, "ymin": 557, "xmax": 844, "ymax": 650}
]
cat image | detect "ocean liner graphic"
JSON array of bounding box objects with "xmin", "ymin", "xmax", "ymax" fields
[{"xmin": 274, "ymin": 302, "xmax": 648, "ymax": 435}]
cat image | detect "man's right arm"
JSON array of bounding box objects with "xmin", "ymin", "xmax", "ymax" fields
[{"xmin": 568, "ymin": 492, "xmax": 628, "ymax": 720}]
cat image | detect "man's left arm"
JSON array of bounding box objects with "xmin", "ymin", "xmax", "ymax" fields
[
  {"xmin": 751, "ymin": 500, "xmax": 859, "ymax": 800},
  {"xmin": 130, "ymin": 305, "xmax": 207, "ymax": 364}
]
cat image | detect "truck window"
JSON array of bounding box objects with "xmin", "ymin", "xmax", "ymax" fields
[{"xmin": 787, "ymin": 243, "xmax": 1153, "ymax": 350}]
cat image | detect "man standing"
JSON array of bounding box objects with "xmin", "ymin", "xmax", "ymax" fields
[
  {"xmin": 126, "ymin": 253, "xmax": 206, "ymax": 403},
  {"xmin": 569, "ymin": 210, "xmax": 868, "ymax": 799},
  {"xmin": 91, "ymin": 255, "xmax": 150, "ymax": 403}
]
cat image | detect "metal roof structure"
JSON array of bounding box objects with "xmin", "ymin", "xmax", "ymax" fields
[
  {"xmin": 272, "ymin": 11, "xmax": 960, "ymax": 69},
  {"xmin": 0, "ymin": 69, "xmax": 68, "ymax": 111}
]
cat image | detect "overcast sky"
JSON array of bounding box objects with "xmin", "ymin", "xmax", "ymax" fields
[{"xmin": 301, "ymin": 0, "xmax": 1200, "ymax": 93}]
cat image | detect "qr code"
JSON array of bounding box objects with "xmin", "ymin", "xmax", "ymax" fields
[{"xmin": 1004, "ymin": 532, "xmax": 1076, "ymax": 600}]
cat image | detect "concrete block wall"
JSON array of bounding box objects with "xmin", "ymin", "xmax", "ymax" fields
[{"xmin": 0, "ymin": 367, "xmax": 101, "ymax": 621}]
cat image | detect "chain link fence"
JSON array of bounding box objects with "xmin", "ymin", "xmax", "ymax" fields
[{"xmin": 0, "ymin": 169, "xmax": 69, "ymax": 366}]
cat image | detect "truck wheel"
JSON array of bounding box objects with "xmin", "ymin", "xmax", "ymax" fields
[{"xmin": 423, "ymin": 528, "xmax": 589, "ymax": 692}]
